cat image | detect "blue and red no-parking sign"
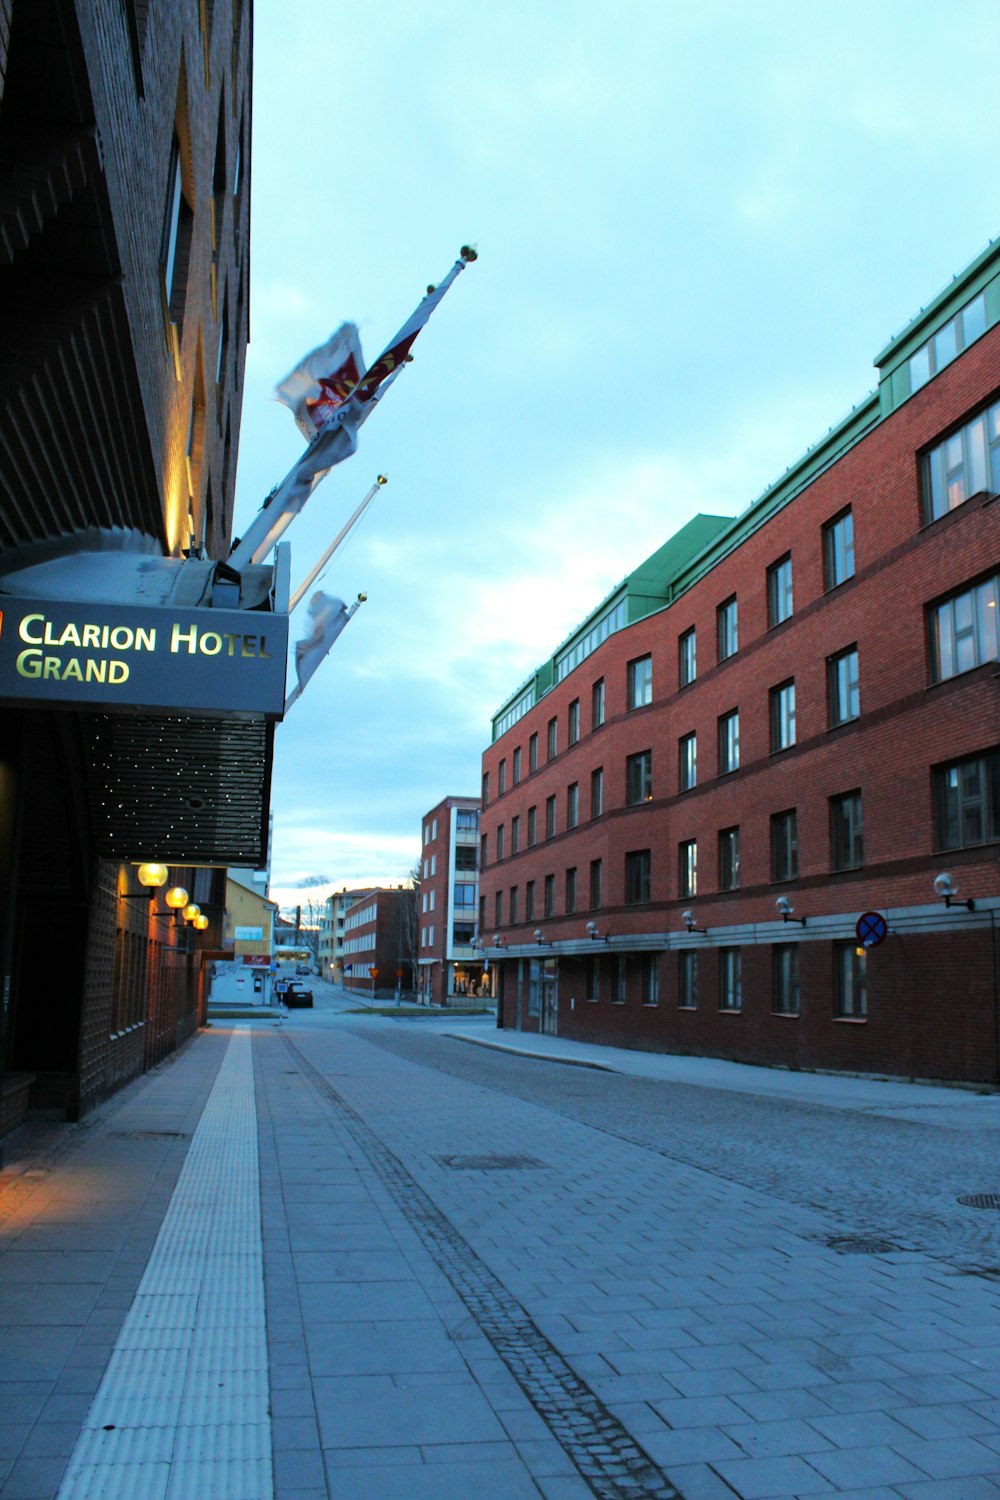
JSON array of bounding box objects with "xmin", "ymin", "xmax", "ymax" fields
[{"xmin": 855, "ymin": 911, "xmax": 888, "ymax": 948}]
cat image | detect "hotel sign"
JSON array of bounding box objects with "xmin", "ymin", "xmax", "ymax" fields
[{"xmin": 0, "ymin": 597, "xmax": 288, "ymax": 716}]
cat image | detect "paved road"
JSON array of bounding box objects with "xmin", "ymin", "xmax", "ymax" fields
[{"xmin": 1, "ymin": 1012, "xmax": 998, "ymax": 1499}]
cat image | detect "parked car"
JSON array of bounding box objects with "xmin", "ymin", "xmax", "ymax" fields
[
  {"xmin": 283, "ymin": 981, "xmax": 314, "ymax": 1009},
  {"xmin": 295, "ymin": 963, "xmax": 311, "ymax": 975}
]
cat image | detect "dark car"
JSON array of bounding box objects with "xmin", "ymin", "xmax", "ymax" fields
[
  {"xmin": 282, "ymin": 981, "xmax": 313, "ymax": 1009},
  {"xmin": 295, "ymin": 963, "xmax": 311, "ymax": 976}
]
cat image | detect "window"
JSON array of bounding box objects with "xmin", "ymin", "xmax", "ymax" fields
[
  {"xmin": 720, "ymin": 948, "xmax": 742, "ymax": 1011},
  {"xmin": 626, "ymin": 750, "xmax": 652, "ymax": 804},
  {"xmin": 773, "ymin": 945, "xmax": 800, "ymax": 1015},
  {"xmin": 627, "ymin": 655, "xmax": 652, "ymax": 709},
  {"xmin": 509, "ymin": 887, "xmax": 519, "ymax": 924},
  {"xmin": 565, "ymin": 867, "xmax": 577, "ymax": 914},
  {"xmin": 828, "ymin": 647, "xmax": 860, "ymax": 726},
  {"xmin": 494, "ymin": 890, "xmax": 503, "ymax": 926},
  {"xmin": 527, "ymin": 806, "xmax": 537, "ymax": 846},
  {"xmin": 430, "ymin": 855, "xmax": 436, "ymax": 876},
  {"xmin": 830, "ymin": 790, "xmax": 863, "ymax": 870},
  {"xmin": 910, "ymin": 293, "xmax": 989, "ymax": 399},
  {"xmin": 823, "ymin": 508, "xmax": 855, "ymax": 589},
  {"xmin": 679, "ymin": 628, "xmax": 696, "ymax": 688},
  {"xmin": 923, "ymin": 397, "xmax": 1000, "ymax": 522},
  {"xmin": 545, "ymin": 795, "xmax": 556, "ymax": 839},
  {"xmin": 679, "ymin": 952, "xmax": 698, "ymax": 1009},
  {"xmin": 424, "ymin": 823, "xmax": 430, "ymax": 845},
  {"xmin": 160, "ymin": 135, "xmax": 193, "ymax": 332},
  {"xmin": 936, "ymin": 749, "xmax": 1000, "ymax": 849},
  {"xmin": 513, "ymin": 747, "xmax": 522, "ymax": 785},
  {"xmin": 525, "ymin": 880, "xmax": 535, "ymax": 920},
  {"xmin": 625, "ymin": 850, "xmax": 651, "ymax": 905},
  {"xmin": 567, "ymin": 783, "xmax": 579, "ymax": 829},
  {"xmin": 767, "ymin": 554, "xmax": 793, "ymax": 626},
  {"xmin": 529, "ymin": 733, "xmax": 538, "ymax": 773},
  {"xmin": 547, "ymin": 717, "xmax": 558, "ymax": 760},
  {"xmin": 718, "ymin": 826, "xmax": 740, "ymax": 891},
  {"xmin": 771, "ymin": 809, "xmax": 798, "ymax": 882},
  {"xmin": 930, "ymin": 574, "xmax": 999, "ymax": 682},
  {"xmin": 455, "ymin": 845, "xmax": 477, "ymax": 871},
  {"xmin": 835, "ymin": 943, "xmax": 867, "ymax": 1019},
  {"xmin": 496, "ymin": 824, "xmax": 505, "ymax": 861},
  {"xmin": 717, "ymin": 596, "xmax": 738, "ymax": 661},
  {"xmin": 568, "ymin": 699, "xmax": 580, "ymax": 745},
  {"xmin": 482, "ymin": 771, "xmax": 489, "ymax": 807},
  {"xmin": 589, "ymin": 858, "xmax": 602, "ymax": 909},
  {"xmin": 718, "ymin": 710, "xmax": 739, "ymax": 775},
  {"xmin": 592, "ymin": 677, "xmax": 605, "ymax": 729},
  {"xmin": 498, "ymin": 758, "xmax": 507, "ymax": 795},
  {"xmin": 770, "ymin": 680, "xmax": 796, "ymax": 752},
  {"xmin": 679, "ymin": 733, "xmax": 697, "ymax": 791},
  {"xmin": 555, "ymin": 599, "xmax": 626, "ymax": 681},
  {"xmin": 642, "ymin": 953, "xmax": 659, "ymax": 1006},
  {"xmin": 679, "ymin": 839, "xmax": 697, "ymax": 898},
  {"xmin": 590, "ymin": 767, "xmax": 604, "ymax": 819},
  {"xmin": 586, "ymin": 955, "xmax": 600, "ymax": 1001},
  {"xmin": 511, "ymin": 815, "xmax": 520, "ymax": 854},
  {"xmin": 613, "ymin": 955, "xmax": 627, "ymax": 1004},
  {"xmin": 544, "ymin": 874, "xmax": 555, "ymax": 918},
  {"xmin": 479, "ymin": 895, "xmax": 485, "ymax": 931}
]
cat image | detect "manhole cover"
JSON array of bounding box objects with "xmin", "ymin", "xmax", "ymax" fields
[
  {"xmin": 438, "ymin": 1154, "xmax": 544, "ymax": 1172},
  {"xmin": 109, "ymin": 1131, "xmax": 190, "ymax": 1141},
  {"xmin": 827, "ymin": 1235, "xmax": 899, "ymax": 1255},
  {"xmin": 957, "ymin": 1194, "xmax": 1000, "ymax": 1210}
]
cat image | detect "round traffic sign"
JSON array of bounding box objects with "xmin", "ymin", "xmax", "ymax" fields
[{"xmin": 855, "ymin": 911, "xmax": 887, "ymax": 948}]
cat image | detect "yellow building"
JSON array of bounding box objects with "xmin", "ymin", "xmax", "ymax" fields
[{"xmin": 225, "ymin": 872, "xmax": 277, "ymax": 959}]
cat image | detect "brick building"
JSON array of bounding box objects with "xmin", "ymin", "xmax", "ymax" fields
[
  {"xmin": 320, "ymin": 886, "xmax": 379, "ymax": 982},
  {"xmin": 417, "ymin": 796, "xmax": 486, "ymax": 1005},
  {"xmin": 341, "ymin": 888, "xmax": 416, "ymax": 999},
  {"xmin": 0, "ymin": 0, "xmax": 259, "ymax": 1133},
  {"xmin": 480, "ymin": 239, "xmax": 1000, "ymax": 1085}
]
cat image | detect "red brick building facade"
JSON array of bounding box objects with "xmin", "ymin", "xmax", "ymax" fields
[
  {"xmin": 417, "ymin": 795, "xmax": 485, "ymax": 1005},
  {"xmin": 480, "ymin": 240, "xmax": 1000, "ymax": 1084},
  {"xmin": 341, "ymin": 888, "xmax": 416, "ymax": 999}
]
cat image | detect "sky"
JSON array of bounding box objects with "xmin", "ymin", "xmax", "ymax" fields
[{"xmin": 236, "ymin": 0, "xmax": 1000, "ymax": 913}]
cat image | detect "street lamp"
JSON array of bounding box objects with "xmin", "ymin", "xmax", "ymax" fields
[
  {"xmin": 164, "ymin": 885, "xmax": 189, "ymax": 911},
  {"xmin": 136, "ymin": 863, "xmax": 168, "ymax": 897}
]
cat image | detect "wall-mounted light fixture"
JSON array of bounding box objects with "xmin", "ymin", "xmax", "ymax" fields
[
  {"xmin": 164, "ymin": 886, "xmax": 190, "ymax": 912},
  {"xmin": 681, "ymin": 910, "xmax": 706, "ymax": 934},
  {"xmin": 183, "ymin": 903, "xmax": 201, "ymax": 924},
  {"xmin": 533, "ymin": 928, "xmax": 546, "ymax": 946},
  {"xmin": 775, "ymin": 896, "xmax": 806, "ymax": 926},
  {"xmin": 194, "ymin": 913, "xmax": 210, "ymax": 931},
  {"xmin": 135, "ymin": 863, "xmax": 168, "ymax": 898},
  {"xmin": 586, "ymin": 920, "xmax": 599, "ymax": 940},
  {"xmin": 933, "ymin": 872, "xmax": 974, "ymax": 911},
  {"xmin": 492, "ymin": 933, "xmax": 504, "ymax": 948}
]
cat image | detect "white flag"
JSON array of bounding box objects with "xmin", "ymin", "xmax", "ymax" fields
[{"xmin": 275, "ymin": 324, "xmax": 364, "ymax": 442}]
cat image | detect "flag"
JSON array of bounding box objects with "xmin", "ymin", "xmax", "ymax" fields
[
  {"xmin": 350, "ymin": 248, "xmax": 476, "ymax": 406},
  {"xmin": 275, "ymin": 324, "xmax": 364, "ymax": 442},
  {"xmin": 294, "ymin": 592, "xmax": 350, "ymax": 692}
]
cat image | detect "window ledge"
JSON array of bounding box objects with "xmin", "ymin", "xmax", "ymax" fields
[
  {"xmin": 833, "ymin": 1016, "xmax": 868, "ymax": 1024},
  {"xmin": 771, "ymin": 1010, "xmax": 800, "ymax": 1019},
  {"xmin": 677, "ymin": 1003, "xmax": 697, "ymax": 1011},
  {"xmin": 719, "ymin": 1007, "xmax": 742, "ymax": 1015},
  {"xmin": 642, "ymin": 1001, "xmax": 659, "ymax": 1008}
]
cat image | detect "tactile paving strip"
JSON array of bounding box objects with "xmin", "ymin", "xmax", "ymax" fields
[{"xmin": 57, "ymin": 1031, "xmax": 272, "ymax": 1500}]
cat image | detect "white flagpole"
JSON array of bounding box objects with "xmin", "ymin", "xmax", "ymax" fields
[
  {"xmin": 282, "ymin": 595, "xmax": 365, "ymax": 715},
  {"xmin": 289, "ymin": 475, "xmax": 387, "ymax": 613}
]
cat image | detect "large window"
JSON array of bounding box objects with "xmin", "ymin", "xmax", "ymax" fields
[
  {"xmin": 568, "ymin": 700, "xmax": 580, "ymax": 746},
  {"xmin": 679, "ymin": 628, "xmax": 696, "ymax": 688},
  {"xmin": 823, "ymin": 508, "xmax": 855, "ymax": 589},
  {"xmin": 719, "ymin": 826, "xmax": 740, "ymax": 891},
  {"xmin": 626, "ymin": 750, "xmax": 652, "ymax": 805},
  {"xmin": 834, "ymin": 943, "xmax": 867, "ymax": 1019},
  {"xmin": 567, "ymin": 782, "xmax": 579, "ymax": 829},
  {"xmin": 545, "ymin": 795, "xmax": 556, "ymax": 839},
  {"xmin": 718, "ymin": 710, "xmax": 739, "ymax": 775},
  {"xmin": 773, "ymin": 946, "xmax": 800, "ymax": 1015},
  {"xmin": 547, "ymin": 717, "xmax": 558, "ymax": 760},
  {"xmin": 717, "ymin": 595, "xmax": 738, "ymax": 661},
  {"xmin": 527, "ymin": 806, "xmax": 537, "ymax": 846},
  {"xmin": 590, "ymin": 767, "xmax": 604, "ymax": 819},
  {"xmin": 930, "ymin": 575, "xmax": 999, "ymax": 682},
  {"xmin": 830, "ymin": 790, "xmax": 863, "ymax": 870},
  {"xmin": 771, "ymin": 809, "xmax": 798, "ymax": 882},
  {"xmin": 828, "ymin": 646, "xmax": 860, "ymax": 726},
  {"xmin": 936, "ymin": 749, "xmax": 1000, "ymax": 849},
  {"xmin": 565, "ymin": 867, "xmax": 577, "ymax": 915},
  {"xmin": 625, "ymin": 850, "xmax": 651, "ymax": 905},
  {"xmin": 767, "ymin": 554, "xmax": 793, "ymax": 626},
  {"xmin": 720, "ymin": 948, "xmax": 742, "ymax": 1011},
  {"xmin": 525, "ymin": 880, "xmax": 535, "ymax": 920},
  {"xmin": 627, "ymin": 655, "xmax": 652, "ymax": 709},
  {"xmin": 544, "ymin": 874, "xmax": 555, "ymax": 918},
  {"xmin": 592, "ymin": 677, "xmax": 605, "ymax": 729},
  {"xmin": 910, "ymin": 293, "xmax": 988, "ymax": 398},
  {"xmin": 679, "ymin": 952, "xmax": 698, "ymax": 1009},
  {"xmin": 529, "ymin": 733, "xmax": 538, "ymax": 773},
  {"xmin": 510, "ymin": 815, "xmax": 520, "ymax": 854},
  {"xmin": 496, "ymin": 824, "xmax": 505, "ymax": 861},
  {"xmin": 679, "ymin": 839, "xmax": 697, "ymax": 898},
  {"xmin": 770, "ymin": 680, "xmax": 796, "ymax": 752},
  {"xmin": 643, "ymin": 954, "xmax": 659, "ymax": 1006},
  {"xmin": 923, "ymin": 398, "xmax": 1000, "ymax": 522},
  {"xmin": 498, "ymin": 758, "xmax": 507, "ymax": 795},
  {"xmin": 513, "ymin": 747, "xmax": 522, "ymax": 785},
  {"xmin": 679, "ymin": 733, "xmax": 697, "ymax": 791},
  {"xmin": 589, "ymin": 858, "xmax": 602, "ymax": 909}
]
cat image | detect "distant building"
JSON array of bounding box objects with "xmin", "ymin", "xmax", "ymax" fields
[
  {"xmin": 480, "ymin": 238, "xmax": 1000, "ymax": 1084},
  {"xmin": 321, "ymin": 887, "xmax": 380, "ymax": 981},
  {"xmin": 341, "ymin": 888, "xmax": 415, "ymax": 998},
  {"xmin": 417, "ymin": 796, "xmax": 485, "ymax": 1005},
  {"xmin": 224, "ymin": 871, "xmax": 277, "ymax": 960}
]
